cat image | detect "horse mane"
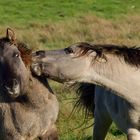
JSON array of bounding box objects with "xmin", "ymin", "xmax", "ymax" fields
[
  {"xmin": 17, "ymin": 42, "xmax": 32, "ymax": 67},
  {"xmin": 77, "ymin": 42, "xmax": 140, "ymax": 67},
  {"xmin": 74, "ymin": 83, "xmax": 95, "ymax": 118}
]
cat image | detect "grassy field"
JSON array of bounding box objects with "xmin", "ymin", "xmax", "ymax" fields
[
  {"xmin": 0, "ymin": 0, "xmax": 139, "ymax": 26},
  {"xmin": 0, "ymin": 0, "xmax": 140, "ymax": 139}
]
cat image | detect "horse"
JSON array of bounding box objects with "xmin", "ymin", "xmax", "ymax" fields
[
  {"xmin": 0, "ymin": 28, "xmax": 59, "ymax": 140},
  {"xmin": 31, "ymin": 42, "xmax": 140, "ymax": 140}
]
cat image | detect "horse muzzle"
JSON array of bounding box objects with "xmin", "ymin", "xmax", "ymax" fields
[{"xmin": 4, "ymin": 79, "xmax": 20, "ymax": 98}]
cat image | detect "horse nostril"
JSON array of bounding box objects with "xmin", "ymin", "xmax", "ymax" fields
[
  {"xmin": 31, "ymin": 64, "xmax": 42, "ymax": 76},
  {"xmin": 13, "ymin": 79, "xmax": 19, "ymax": 87}
]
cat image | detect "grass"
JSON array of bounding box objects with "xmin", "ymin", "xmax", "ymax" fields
[
  {"xmin": 0, "ymin": 0, "xmax": 139, "ymax": 27},
  {"xmin": 90, "ymin": 0, "xmax": 140, "ymax": 18},
  {"xmin": 0, "ymin": 0, "xmax": 140, "ymax": 139},
  {"xmin": 10, "ymin": 14, "xmax": 139, "ymax": 50}
]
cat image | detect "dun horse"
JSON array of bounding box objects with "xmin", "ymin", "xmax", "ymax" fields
[
  {"xmin": 31, "ymin": 42, "xmax": 140, "ymax": 140},
  {"xmin": 0, "ymin": 28, "xmax": 59, "ymax": 140}
]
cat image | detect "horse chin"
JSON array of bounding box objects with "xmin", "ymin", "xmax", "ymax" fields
[{"xmin": 64, "ymin": 81, "xmax": 76, "ymax": 87}]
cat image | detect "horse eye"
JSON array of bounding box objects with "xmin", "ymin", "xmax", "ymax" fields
[
  {"xmin": 64, "ymin": 48, "xmax": 74, "ymax": 54},
  {"xmin": 13, "ymin": 52, "xmax": 20, "ymax": 58}
]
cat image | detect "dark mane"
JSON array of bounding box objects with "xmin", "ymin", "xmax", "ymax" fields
[
  {"xmin": 74, "ymin": 83, "xmax": 95, "ymax": 118},
  {"xmin": 77, "ymin": 42, "xmax": 140, "ymax": 67}
]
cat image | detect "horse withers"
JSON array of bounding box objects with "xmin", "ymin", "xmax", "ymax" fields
[
  {"xmin": 31, "ymin": 42, "xmax": 140, "ymax": 140},
  {"xmin": 0, "ymin": 28, "xmax": 59, "ymax": 140}
]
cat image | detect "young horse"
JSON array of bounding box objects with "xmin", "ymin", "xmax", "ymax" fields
[
  {"xmin": 31, "ymin": 42, "xmax": 140, "ymax": 140},
  {"xmin": 0, "ymin": 28, "xmax": 59, "ymax": 140}
]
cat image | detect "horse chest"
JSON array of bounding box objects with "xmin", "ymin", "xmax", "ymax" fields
[{"xmin": 0, "ymin": 94, "xmax": 59, "ymax": 140}]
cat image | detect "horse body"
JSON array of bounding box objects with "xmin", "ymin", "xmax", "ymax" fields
[
  {"xmin": 31, "ymin": 42, "xmax": 140, "ymax": 140},
  {"xmin": 0, "ymin": 29, "xmax": 59, "ymax": 140}
]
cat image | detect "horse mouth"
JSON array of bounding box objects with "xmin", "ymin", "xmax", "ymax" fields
[
  {"xmin": 4, "ymin": 79, "xmax": 20, "ymax": 98},
  {"xmin": 31, "ymin": 63, "xmax": 42, "ymax": 76}
]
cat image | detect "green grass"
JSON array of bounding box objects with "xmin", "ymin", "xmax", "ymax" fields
[
  {"xmin": 90, "ymin": 0, "xmax": 140, "ymax": 18},
  {"xmin": 0, "ymin": 0, "xmax": 139, "ymax": 26}
]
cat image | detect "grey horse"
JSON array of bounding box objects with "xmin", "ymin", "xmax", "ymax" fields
[
  {"xmin": 31, "ymin": 42, "xmax": 140, "ymax": 140},
  {"xmin": 0, "ymin": 28, "xmax": 59, "ymax": 140}
]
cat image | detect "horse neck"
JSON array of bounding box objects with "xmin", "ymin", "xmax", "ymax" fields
[
  {"xmin": 22, "ymin": 73, "xmax": 52, "ymax": 107},
  {"xmin": 87, "ymin": 54, "xmax": 140, "ymax": 105}
]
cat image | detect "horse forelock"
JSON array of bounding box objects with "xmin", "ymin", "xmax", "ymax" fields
[
  {"xmin": 0, "ymin": 37, "xmax": 14, "ymax": 47},
  {"xmin": 77, "ymin": 42, "xmax": 140, "ymax": 67},
  {"xmin": 17, "ymin": 42, "xmax": 32, "ymax": 67}
]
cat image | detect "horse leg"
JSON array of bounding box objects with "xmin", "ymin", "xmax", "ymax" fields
[
  {"xmin": 39, "ymin": 124, "xmax": 58, "ymax": 140},
  {"xmin": 127, "ymin": 128, "xmax": 140, "ymax": 140},
  {"xmin": 93, "ymin": 110, "xmax": 112, "ymax": 140},
  {"xmin": 93, "ymin": 93, "xmax": 112, "ymax": 140}
]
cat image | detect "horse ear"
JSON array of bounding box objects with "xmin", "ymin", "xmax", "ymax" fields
[{"xmin": 6, "ymin": 28, "xmax": 16, "ymax": 42}]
